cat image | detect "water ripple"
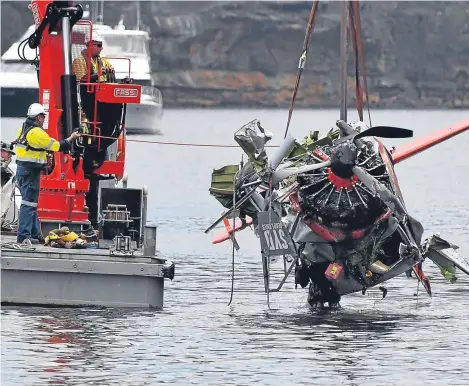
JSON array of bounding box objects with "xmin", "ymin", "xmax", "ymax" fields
[{"xmin": 2, "ymin": 110, "xmax": 469, "ymax": 385}]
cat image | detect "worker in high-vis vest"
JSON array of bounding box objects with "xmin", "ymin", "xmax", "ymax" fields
[
  {"xmin": 72, "ymin": 31, "xmax": 114, "ymax": 84},
  {"xmin": 14, "ymin": 103, "xmax": 81, "ymax": 244},
  {"xmin": 72, "ymin": 32, "xmax": 115, "ymax": 238},
  {"xmin": 72, "ymin": 31, "xmax": 115, "ymax": 134}
]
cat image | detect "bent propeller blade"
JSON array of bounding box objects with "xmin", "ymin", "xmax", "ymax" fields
[
  {"xmin": 336, "ymin": 120, "xmax": 356, "ymax": 137},
  {"xmin": 268, "ymin": 134, "xmax": 296, "ymax": 171},
  {"xmin": 352, "ymin": 165, "xmax": 407, "ymax": 220},
  {"xmin": 272, "ymin": 160, "xmax": 332, "ymax": 186},
  {"xmin": 354, "ymin": 126, "xmax": 414, "ymax": 141}
]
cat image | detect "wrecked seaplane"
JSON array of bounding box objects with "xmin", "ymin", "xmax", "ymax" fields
[
  {"xmin": 205, "ymin": 118, "xmax": 469, "ymax": 308},
  {"xmin": 204, "ymin": 0, "xmax": 469, "ymax": 308}
]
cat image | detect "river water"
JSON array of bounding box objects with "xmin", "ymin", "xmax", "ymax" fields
[{"xmin": 1, "ymin": 109, "xmax": 469, "ymax": 385}]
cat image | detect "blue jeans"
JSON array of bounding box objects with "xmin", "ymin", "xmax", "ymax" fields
[{"xmin": 16, "ymin": 166, "xmax": 42, "ymax": 242}]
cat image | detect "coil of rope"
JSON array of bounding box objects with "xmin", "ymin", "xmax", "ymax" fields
[{"xmin": 1, "ymin": 241, "xmax": 36, "ymax": 251}]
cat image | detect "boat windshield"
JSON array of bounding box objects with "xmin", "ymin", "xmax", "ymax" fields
[{"xmin": 100, "ymin": 33, "xmax": 149, "ymax": 57}]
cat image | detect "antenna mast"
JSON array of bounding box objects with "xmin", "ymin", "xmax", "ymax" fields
[{"xmin": 136, "ymin": 1, "xmax": 141, "ymax": 30}]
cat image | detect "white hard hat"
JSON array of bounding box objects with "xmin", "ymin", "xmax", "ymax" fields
[
  {"xmin": 86, "ymin": 31, "xmax": 103, "ymax": 44},
  {"xmin": 27, "ymin": 103, "xmax": 46, "ymax": 117}
]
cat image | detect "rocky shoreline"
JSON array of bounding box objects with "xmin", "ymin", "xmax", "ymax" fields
[{"xmin": 2, "ymin": 1, "xmax": 469, "ymax": 109}]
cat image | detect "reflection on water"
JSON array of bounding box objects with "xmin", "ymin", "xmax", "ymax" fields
[
  {"xmin": 2, "ymin": 280, "xmax": 468, "ymax": 386},
  {"xmin": 2, "ymin": 251, "xmax": 468, "ymax": 386},
  {"xmin": 2, "ymin": 109, "xmax": 469, "ymax": 385}
]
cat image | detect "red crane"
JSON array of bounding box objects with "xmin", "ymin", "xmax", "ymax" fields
[{"xmin": 27, "ymin": 0, "xmax": 142, "ymax": 233}]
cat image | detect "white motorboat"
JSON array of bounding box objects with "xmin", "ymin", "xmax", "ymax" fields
[
  {"xmin": 0, "ymin": 25, "xmax": 40, "ymax": 119},
  {"xmin": 94, "ymin": 22, "xmax": 164, "ymax": 134},
  {"xmin": 0, "ymin": 20, "xmax": 163, "ymax": 135}
]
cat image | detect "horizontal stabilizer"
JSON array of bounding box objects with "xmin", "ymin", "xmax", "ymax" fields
[{"xmin": 212, "ymin": 216, "xmax": 253, "ymax": 244}]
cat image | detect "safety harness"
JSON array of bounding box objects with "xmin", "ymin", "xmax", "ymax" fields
[{"xmin": 13, "ymin": 118, "xmax": 47, "ymax": 152}]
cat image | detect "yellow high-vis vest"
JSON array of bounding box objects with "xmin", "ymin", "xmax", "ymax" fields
[{"xmin": 15, "ymin": 121, "xmax": 61, "ymax": 168}]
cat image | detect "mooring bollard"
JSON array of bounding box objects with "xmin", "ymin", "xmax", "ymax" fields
[{"xmin": 143, "ymin": 224, "xmax": 157, "ymax": 256}]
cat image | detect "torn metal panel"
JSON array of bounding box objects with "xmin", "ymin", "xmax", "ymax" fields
[{"xmin": 234, "ymin": 119, "xmax": 273, "ymax": 171}]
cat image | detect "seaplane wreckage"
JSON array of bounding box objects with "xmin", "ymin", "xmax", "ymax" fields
[{"xmin": 205, "ymin": 0, "xmax": 469, "ymax": 308}]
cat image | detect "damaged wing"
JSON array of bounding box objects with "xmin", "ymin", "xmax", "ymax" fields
[{"xmin": 424, "ymin": 234, "xmax": 469, "ymax": 282}]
